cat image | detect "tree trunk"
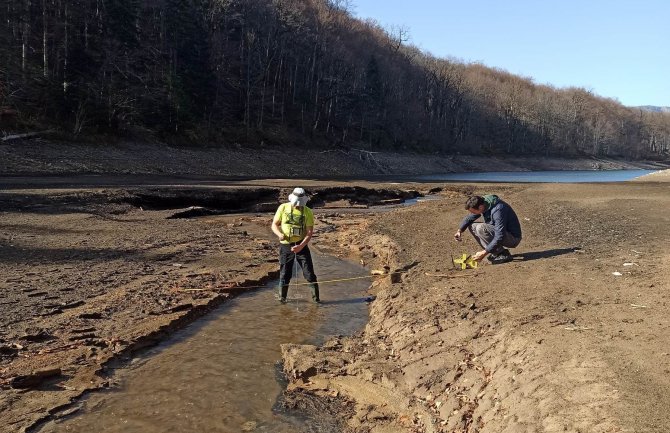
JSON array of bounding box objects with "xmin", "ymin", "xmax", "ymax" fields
[
  {"xmin": 42, "ymin": 0, "xmax": 48, "ymax": 77},
  {"xmin": 22, "ymin": 0, "xmax": 31, "ymax": 73}
]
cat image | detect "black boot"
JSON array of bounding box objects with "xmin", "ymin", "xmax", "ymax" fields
[
  {"xmin": 309, "ymin": 282, "xmax": 320, "ymax": 303},
  {"xmin": 278, "ymin": 285, "xmax": 288, "ymax": 303}
]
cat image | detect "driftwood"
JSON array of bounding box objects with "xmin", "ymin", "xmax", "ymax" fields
[{"xmin": 1, "ymin": 130, "xmax": 53, "ymax": 142}]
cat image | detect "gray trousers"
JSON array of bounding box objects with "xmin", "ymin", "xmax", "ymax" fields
[{"xmin": 468, "ymin": 223, "xmax": 521, "ymax": 255}]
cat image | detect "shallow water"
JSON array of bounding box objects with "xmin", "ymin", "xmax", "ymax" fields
[
  {"xmin": 40, "ymin": 253, "xmax": 370, "ymax": 433},
  {"xmin": 411, "ymin": 169, "xmax": 655, "ymax": 183}
]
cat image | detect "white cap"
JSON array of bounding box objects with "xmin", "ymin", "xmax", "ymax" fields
[{"xmin": 288, "ymin": 187, "xmax": 308, "ymax": 206}]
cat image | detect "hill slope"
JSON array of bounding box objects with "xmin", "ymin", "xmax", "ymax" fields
[{"xmin": 1, "ymin": 0, "xmax": 669, "ymax": 160}]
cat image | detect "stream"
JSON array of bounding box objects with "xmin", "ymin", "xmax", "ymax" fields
[{"xmin": 38, "ymin": 253, "xmax": 371, "ymax": 433}]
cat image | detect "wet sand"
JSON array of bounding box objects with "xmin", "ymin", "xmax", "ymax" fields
[{"xmin": 1, "ymin": 173, "xmax": 670, "ymax": 432}]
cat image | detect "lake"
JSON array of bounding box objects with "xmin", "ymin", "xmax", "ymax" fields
[{"xmin": 410, "ymin": 169, "xmax": 656, "ymax": 183}]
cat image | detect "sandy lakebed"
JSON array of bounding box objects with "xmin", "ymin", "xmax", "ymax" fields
[{"xmin": 1, "ymin": 167, "xmax": 669, "ymax": 433}]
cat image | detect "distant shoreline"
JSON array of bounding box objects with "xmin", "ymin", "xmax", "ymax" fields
[{"xmin": 1, "ymin": 140, "xmax": 667, "ymax": 178}]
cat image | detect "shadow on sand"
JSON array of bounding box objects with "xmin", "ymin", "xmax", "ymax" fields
[
  {"xmin": 515, "ymin": 247, "xmax": 581, "ymax": 262},
  {"xmin": 320, "ymin": 296, "xmax": 376, "ymax": 306}
]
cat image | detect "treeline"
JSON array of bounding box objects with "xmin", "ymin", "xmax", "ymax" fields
[{"xmin": 1, "ymin": 0, "xmax": 669, "ymax": 159}]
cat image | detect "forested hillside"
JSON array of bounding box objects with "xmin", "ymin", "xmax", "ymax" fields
[{"xmin": 1, "ymin": 0, "xmax": 669, "ymax": 159}]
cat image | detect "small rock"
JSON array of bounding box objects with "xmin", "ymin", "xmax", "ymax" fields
[
  {"xmin": 241, "ymin": 421, "xmax": 257, "ymax": 431},
  {"xmin": 21, "ymin": 331, "xmax": 54, "ymax": 342}
]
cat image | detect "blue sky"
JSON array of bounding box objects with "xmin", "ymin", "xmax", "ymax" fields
[{"xmin": 351, "ymin": 0, "xmax": 669, "ymax": 107}]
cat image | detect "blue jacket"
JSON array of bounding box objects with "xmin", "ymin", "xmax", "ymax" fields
[{"xmin": 459, "ymin": 195, "xmax": 522, "ymax": 253}]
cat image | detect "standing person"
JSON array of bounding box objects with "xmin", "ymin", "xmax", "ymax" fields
[
  {"xmin": 271, "ymin": 187, "xmax": 320, "ymax": 303},
  {"xmin": 454, "ymin": 194, "xmax": 522, "ymax": 264}
]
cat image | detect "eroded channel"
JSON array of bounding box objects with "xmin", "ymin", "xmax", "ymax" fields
[{"xmin": 37, "ymin": 253, "xmax": 371, "ymax": 433}]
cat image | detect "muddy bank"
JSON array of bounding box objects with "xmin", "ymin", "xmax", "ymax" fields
[
  {"xmin": 0, "ymin": 184, "xmax": 420, "ymax": 216},
  {"xmin": 0, "ymin": 181, "xmax": 432, "ymax": 432},
  {"xmin": 281, "ymin": 173, "xmax": 670, "ymax": 432},
  {"xmin": 1, "ymin": 139, "xmax": 667, "ymax": 177}
]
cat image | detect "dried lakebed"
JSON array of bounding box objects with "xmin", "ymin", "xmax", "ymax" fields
[{"xmin": 3, "ymin": 174, "xmax": 670, "ymax": 432}]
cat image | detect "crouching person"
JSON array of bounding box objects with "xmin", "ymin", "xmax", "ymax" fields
[
  {"xmin": 271, "ymin": 187, "xmax": 320, "ymax": 303},
  {"xmin": 454, "ymin": 194, "xmax": 522, "ymax": 264}
]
